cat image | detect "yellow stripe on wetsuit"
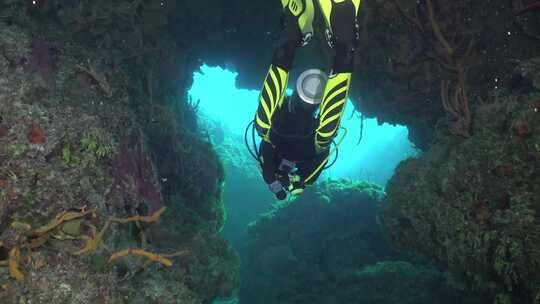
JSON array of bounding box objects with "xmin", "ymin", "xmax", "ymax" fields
[
  {"xmin": 316, "ymin": 0, "xmax": 362, "ymax": 31},
  {"xmin": 315, "ymin": 72, "xmax": 351, "ymax": 151},
  {"xmin": 306, "ymin": 126, "xmax": 348, "ymax": 184},
  {"xmin": 281, "ymin": 0, "xmax": 315, "ymax": 35},
  {"xmin": 254, "ymin": 65, "xmax": 289, "ymax": 141}
]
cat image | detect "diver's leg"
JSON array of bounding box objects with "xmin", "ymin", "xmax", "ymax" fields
[
  {"xmin": 260, "ymin": 140, "xmax": 288, "ymax": 200},
  {"xmin": 259, "ymin": 140, "xmax": 278, "ymax": 184},
  {"xmin": 314, "ymin": 0, "xmax": 361, "ymax": 152},
  {"xmin": 254, "ymin": 0, "xmax": 314, "ymax": 142},
  {"xmin": 293, "ymin": 149, "xmax": 330, "ymax": 194}
]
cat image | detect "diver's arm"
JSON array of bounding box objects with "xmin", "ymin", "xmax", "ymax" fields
[
  {"xmin": 314, "ymin": 0, "xmax": 361, "ymax": 152},
  {"xmin": 254, "ymin": 0, "xmax": 314, "ymax": 142},
  {"xmin": 254, "ymin": 63, "xmax": 290, "ymax": 143}
]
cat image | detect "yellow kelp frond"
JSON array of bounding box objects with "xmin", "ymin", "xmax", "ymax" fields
[
  {"xmin": 9, "ymin": 247, "xmax": 24, "ymax": 281},
  {"xmin": 23, "ymin": 234, "xmax": 48, "ymax": 250},
  {"xmin": 141, "ymin": 250, "xmax": 191, "ymax": 269},
  {"xmin": 161, "ymin": 250, "xmax": 190, "ymax": 258},
  {"xmin": 74, "ymin": 222, "xmax": 111, "ymax": 256},
  {"xmin": 109, "ymin": 207, "xmax": 166, "ymax": 224},
  {"xmin": 74, "ymin": 208, "xmax": 165, "ymax": 256},
  {"xmin": 1, "ymin": 207, "xmax": 168, "ymax": 282},
  {"xmin": 108, "ymin": 248, "xmax": 173, "ymax": 267},
  {"xmin": 10, "ymin": 222, "xmax": 31, "ymax": 231},
  {"xmin": 74, "ymin": 224, "xmax": 99, "ymax": 256},
  {"xmin": 33, "ymin": 209, "xmax": 95, "ymax": 236}
]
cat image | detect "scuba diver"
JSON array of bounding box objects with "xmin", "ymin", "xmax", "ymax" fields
[{"xmin": 251, "ymin": 0, "xmax": 362, "ymax": 200}]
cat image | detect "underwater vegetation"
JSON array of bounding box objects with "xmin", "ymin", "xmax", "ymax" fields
[
  {"xmin": 0, "ymin": 0, "xmax": 538, "ymax": 303},
  {"xmin": 0, "ymin": 2, "xmax": 239, "ymax": 303},
  {"xmin": 341, "ymin": 261, "xmax": 487, "ymax": 304},
  {"xmin": 181, "ymin": 0, "xmax": 539, "ymax": 152},
  {"xmin": 240, "ymin": 179, "xmax": 387, "ymax": 303},
  {"xmin": 350, "ymin": 0, "xmax": 539, "ymax": 149},
  {"xmin": 240, "ymin": 179, "xmax": 488, "ymax": 304},
  {"xmin": 380, "ymin": 59, "xmax": 540, "ymax": 303}
]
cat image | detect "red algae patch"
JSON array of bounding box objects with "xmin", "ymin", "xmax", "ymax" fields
[
  {"xmin": 0, "ymin": 124, "xmax": 8, "ymax": 138},
  {"xmin": 27, "ymin": 123, "xmax": 46, "ymax": 144}
]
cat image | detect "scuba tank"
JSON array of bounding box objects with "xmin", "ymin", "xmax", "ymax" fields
[
  {"xmin": 270, "ymin": 69, "xmax": 328, "ymax": 161},
  {"xmin": 293, "ymin": 68, "xmax": 328, "ymax": 113}
]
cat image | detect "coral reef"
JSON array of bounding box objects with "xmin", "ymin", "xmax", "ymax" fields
[
  {"xmin": 350, "ymin": 0, "xmax": 539, "ymax": 148},
  {"xmin": 0, "ymin": 207, "xmax": 170, "ymax": 284},
  {"xmin": 240, "ymin": 179, "xmax": 486, "ymax": 303},
  {"xmin": 1, "ymin": 1, "xmax": 536, "ymax": 303},
  {"xmin": 111, "ymin": 132, "xmax": 162, "ymax": 214},
  {"xmin": 240, "ymin": 179, "xmax": 389, "ymax": 303},
  {"xmin": 380, "ymin": 59, "xmax": 540, "ymax": 303},
  {"xmin": 0, "ymin": 7, "xmax": 238, "ymax": 303},
  {"xmin": 25, "ymin": 38, "xmax": 56, "ymax": 92},
  {"xmin": 339, "ymin": 261, "xmax": 485, "ymax": 304}
]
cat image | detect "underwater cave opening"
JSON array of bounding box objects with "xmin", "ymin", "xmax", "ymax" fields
[
  {"xmin": 188, "ymin": 64, "xmax": 424, "ymax": 304},
  {"xmin": 187, "ymin": 64, "xmax": 419, "ymax": 263},
  {"xmin": 188, "ymin": 64, "xmax": 419, "ymax": 185}
]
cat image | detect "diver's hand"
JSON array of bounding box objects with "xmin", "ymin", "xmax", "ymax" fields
[{"xmin": 269, "ymin": 180, "xmax": 287, "ymax": 200}]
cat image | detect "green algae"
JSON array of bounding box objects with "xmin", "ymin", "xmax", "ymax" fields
[{"xmin": 380, "ymin": 60, "xmax": 540, "ymax": 303}]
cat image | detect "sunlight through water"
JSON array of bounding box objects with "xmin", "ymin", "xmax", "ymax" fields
[{"xmin": 188, "ymin": 64, "xmax": 418, "ymax": 186}]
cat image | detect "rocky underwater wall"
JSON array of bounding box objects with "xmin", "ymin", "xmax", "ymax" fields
[
  {"xmin": 191, "ymin": 0, "xmax": 540, "ymax": 151},
  {"xmin": 380, "ymin": 59, "xmax": 540, "ymax": 304},
  {"xmin": 223, "ymin": 1, "xmax": 540, "ymax": 303},
  {"xmin": 0, "ymin": 1, "xmax": 239, "ymax": 303},
  {"xmin": 240, "ymin": 180, "xmax": 490, "ymax": 304},
  {"xmin": 1, "ymin": 1, "xmax": 538, "ymax": 303}
]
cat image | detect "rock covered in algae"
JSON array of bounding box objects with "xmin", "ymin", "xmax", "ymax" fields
[
  {"xmin": 380, "ymin": 59, "xmax": 540, "ymax": 303},
  {"xmin": 240, "ymin": 179, "xmax": 485, "ymax": 303},
  {"xmin": 342, "ymin": 261, "xmax": 485, "ymax": 304},
  {"xmin": 240, "ymin": 179, "xmax": 389, "ymax": 303},
  {"xmin": 0, "ymin": 17, "xmax": 239, "ymax": 304}
]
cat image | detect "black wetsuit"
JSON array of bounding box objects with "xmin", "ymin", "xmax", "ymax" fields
[
  {"xmin": 259, "ymin": 97, "xmax": 329, "ymax": 187},
  {"xmin": 254, "ymin": 0, "xmax": 360, "ymax": 196}
]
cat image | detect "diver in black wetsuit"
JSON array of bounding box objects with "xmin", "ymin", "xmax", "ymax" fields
[{"xmin": 253, "ymin": 0, "xmax": 362, "ymax": 200}]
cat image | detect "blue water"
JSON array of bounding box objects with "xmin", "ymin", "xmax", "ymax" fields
[{"xmin": 189, "ymin": 64, "xmax": 418, "ymax": 186}]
